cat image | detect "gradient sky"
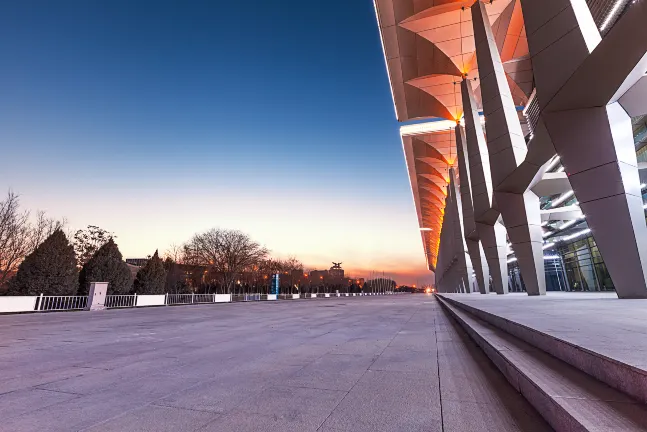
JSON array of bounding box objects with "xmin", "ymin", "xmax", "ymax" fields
[{"xmin": 0, "ymin": 0, "xmax": 433, "ymax": 286}]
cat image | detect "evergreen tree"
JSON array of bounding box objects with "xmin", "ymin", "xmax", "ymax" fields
[
  {"xmin": 163, "ymin": 258, "xmax": 189, "ymax": 294},
  {"xmin": 133, "ymin": 250, "xmax": 167, "ymax": 294},
  {"xmin": 79, "ymin": 238, "xmax": 132, "ymax": 294},
  {"xmin": 9, "ymin": 230, "xmax": 78, "ymax": 296}
]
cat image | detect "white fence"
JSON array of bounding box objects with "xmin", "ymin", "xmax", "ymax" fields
[
  {"xmin": 105, "ymin": 295, "xmax": 136, "ymax": 308},
  {"xmin": 136, "ymin": 294, "xmax": 166, "ymax": 307},
  {"xmin": 0, "ymin": 290, "xmax": 399, "ymax": 314},
  {"xmin": 0, "ymin": 296, "xmax": 38, "ymax": 313},
  {"xmin": 167, "ymin": 293, "xmax": 232, "ymax": 305},
  {"xmin": 39, "ymin": 295, "xmax": 88, "ymax": 312}
]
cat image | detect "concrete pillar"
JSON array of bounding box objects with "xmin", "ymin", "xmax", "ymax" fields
[
  {"xmin": 461, "ymin": 78, "xmax": 509, "ymax": 294},
  {"xmin": 87, "ymin": 282, "xmax": 108, "ymax": 311},
  {"xmin": 472, "ymin": 0, "xmax": 546, "ymax": 296},
  {"xmin": 521, "ymin": 0, "xmax": 647, "ymax": 298},
  {"xmin": 544, "ymin": 104, "xmax": 647, "ymax": 298},
  {"xmin": 456, "ymin": 124, "xmax": 490, "ymax": 293},
  {"xmin": 448, "ymin": 167, "xmax": 476, "ymax": 293}
]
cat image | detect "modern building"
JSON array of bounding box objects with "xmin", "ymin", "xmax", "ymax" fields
[
  {"xmin": 374, "ymin": 0, "xmax": 647, "ymax": 297},
  {"xmin": 125, "ymin": 258, "xmax": 149, "ymax": 267},
  {"xmin": 329, "ymin": 262, "xmax": 345, "ymax": 279}
]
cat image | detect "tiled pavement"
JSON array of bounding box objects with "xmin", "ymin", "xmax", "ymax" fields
[{"xmin": 0, "ymin": 295, "xmax": 550, "ymax": 431}]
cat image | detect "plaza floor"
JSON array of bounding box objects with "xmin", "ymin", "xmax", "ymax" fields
[
  {"xmin": 0, "ymin": 295, "xmax": 549, "ymax": 431},
  {"xmin": 440, "ymin": 292, "xmax": 647, "ymax": 372}
]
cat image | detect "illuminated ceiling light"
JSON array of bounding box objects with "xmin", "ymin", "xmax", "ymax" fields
[
  {"xmin": 545, "ymin": 155, "xmax": 561, "ymax": 172},
  {"xmin": 400, "ymin": 120, "xmax": 457, "ymax": 137},
  {"xmin": 600, "ymin": 0, "xmax": 627, "ymax": 31},
  {"xmin": 561, "ymin": 228, "xmax": 591, "ymax": 242},
  {"xmin": 550, "ymin": 190, "xmax": 574, "ymax": 208},
  {"xmin": 556, "ymin": 166, "xmax": 565, "ymax": 173},
  {"xmin": 507, "ymin": 257, "xmax": 517, "ymax": 264},
  {"xmin": 544, "ymin": 255, "xmax": 560, "ymax": 260},
  {"xmin": 542, "ymin": 242, "xmax": 555, "ymax": 250}
]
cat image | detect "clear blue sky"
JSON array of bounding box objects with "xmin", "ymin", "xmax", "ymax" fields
[{"xmin": 0, "ymin": 0, "xmax": 433, "ymax": 285}]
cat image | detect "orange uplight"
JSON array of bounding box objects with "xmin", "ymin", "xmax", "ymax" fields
[{"xmin": 425, "ymin": 288, "xmax": 431, "ymax": 294}]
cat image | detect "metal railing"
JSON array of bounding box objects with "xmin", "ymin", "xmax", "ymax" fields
[
  {"xmin": 231, "ymin": 293, "xmax": 263, "ymax": 302},
  {"xmin": 166, "ymin": 293, "xmax": 231, "ymax": 305},
  {"xmin": 194, "ymin": 294, "xmax": 214, "ymax": 303},
  {"xmin": 37, "ymin": 295, "xmax": 88, "ymax": 312},
  {"xmin": 166, "ymin": 294, "xmax": 194, "ymax": 305},
  {"xmin": 2, "ymin": 290, "xmax": 394, "ymax": 315},
  {"xmin": 105, "ymin": 295, "xmax": 136, "ymax": 308}
]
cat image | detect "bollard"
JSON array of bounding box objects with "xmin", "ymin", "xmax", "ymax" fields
[{"xmin": 86, "ymin": 282, "xmax": 108, "ymax": 311}]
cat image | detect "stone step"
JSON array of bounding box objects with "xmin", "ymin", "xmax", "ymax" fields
[
  {"xmin": 437, "ymin": 294, "xmax": 647, "ymax": 406},
  {"xmin": 436, "ymin": 296, "xmax": 647, "ymax": 432}
]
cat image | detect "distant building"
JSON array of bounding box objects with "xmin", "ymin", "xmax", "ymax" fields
[
  {"xmin": 125, "ymin": 263, "xmax": 140, "ymax": 280},
  {"xmin": 126, "ymin": 258, "xmax": 148, "ymax": 267},
  {"xmin": 309, "ymin": 270, "xmax": 328, "ymax": 283},
  {"xmin": 329, "ymin": 262, "xmax": 344, "ymax": 279}
]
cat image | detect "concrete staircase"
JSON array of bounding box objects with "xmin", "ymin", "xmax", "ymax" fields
[{"xmin": 436, "ymin": 295, "xmax": 647, "ymax": 432}]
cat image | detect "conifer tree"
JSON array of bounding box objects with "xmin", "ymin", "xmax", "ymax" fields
[
  {"xmin": 79, "ymin": 238, "xmax": 132, "ymax": 294},
  {"xmin": 9, "ymin": 230, "xmax": 77, "ymax": 296},
  {"xmin": 133, "ymin": 250, "xmax": 167, "ymax": 294}
]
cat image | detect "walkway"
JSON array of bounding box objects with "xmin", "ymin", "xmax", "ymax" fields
[
  {"xmin": 440, "ymin": 292, "xmax": 647, "ymax": 373},
  {"xmin": 0, "ymin": 295, "xmax": 549, "ymax": 431}
]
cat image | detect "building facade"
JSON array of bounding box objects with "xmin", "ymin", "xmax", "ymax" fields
[{"xmin": 374, "ymin": 0, "xmax": 647, "ymax": 297}]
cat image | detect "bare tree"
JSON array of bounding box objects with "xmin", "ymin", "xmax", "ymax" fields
[
  {"xmin": 28, "ymin": 211, "xmax": 67, "ymax": 253},
  {"xmin": 0, "ymin": 192, "xmax": 67, "ymax": 289},
  {"xmin": 73, "ymin": 225, "xmax": 114, "ymax": 267},
  {"xmin": 183, "ymin": 228, "xmax": 268, "ymax": 293},
  {"xmin": 163, "ymin": 243, "xmax": 184, "ymax": 264},
  {"xmin": 278, "ymin": 256, "xmax": 303, "ymax": 272},
  {"xmin": 0, "ymin": 192, "xmax": 31, "ymax": 288}
]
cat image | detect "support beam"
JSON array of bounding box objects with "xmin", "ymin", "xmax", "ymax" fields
[
  {"xmin": 461, "ymin": 78, "xmax": 508, "ymax": 294},
  {"xmin": 522, "ymin": 0, "xmax": 647, "ymax": 298},
  {"xmin": 543, "ymin": 103, "xmax": 647, "ymax": 298},
  {"xmin": 448, "ymin": 167, "xmax": 475, "ymax": 293},
  {"xmin": 456, "ymin": 125, "xmax": 490, "ymax": 293},
  {"xmin": 472, "ymin": 0, "xmax": 545, "ymax": 296}
]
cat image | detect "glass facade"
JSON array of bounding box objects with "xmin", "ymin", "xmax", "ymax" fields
[
  {"xmin": 557, "ymin": 236, "xmax": 614, "ymax": 292},
  {"xmin": 507, "ymin": 235, "xmax": 613, "ymax": 293}
]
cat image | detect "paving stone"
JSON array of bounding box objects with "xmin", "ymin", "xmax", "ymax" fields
[
  {"xmin": 322, "ymin": 369, "xmax": 442, "ymax": 432},
  {"xmin": 199, "ymin": 411, "xmax": 316, "ymax": 432},
  {"xmin": 282, "ymin": 353, "xmax": 375, "ymax": 391},
  {"xmin": 241, "ymin": 385, "xmax": 346, "ymax": 429},
  {"xmin": 0, "ymin": 388, "xmax": 79, "ymax": 420},
  {"xmin": 0, "ymin": 296, "xmax": 555, "ymax": 431},
  {"xmin": 442, "ymin": 400, "xmax": 550, "ymax": 432},
  {"xmin": 369, "ymin": 346, "xmax": 438, "ymax": 375},
  {"xmin": 85, "ymin": 404, "xmax": 219, "ymax": 432}
]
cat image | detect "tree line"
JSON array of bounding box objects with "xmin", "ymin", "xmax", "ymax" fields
[{"xmin": 0, "ymin": 192, "xmax": 311, "ymax": 296}]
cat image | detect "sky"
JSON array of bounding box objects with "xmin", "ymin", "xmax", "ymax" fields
[{"xmin": 0, "ymin": 0, "xmax": 433, "ymax": 286}]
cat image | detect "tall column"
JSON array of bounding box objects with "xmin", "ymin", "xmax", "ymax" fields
[
  {"xmin": 461, "ymin": 78, "xmax": 508, "ymax": 294},
  {"xmin": 456, "ymin": 125, "xmax": 490, "ymax": 293},
  {"xmin": 545, "ymin": 104, "xmax": 647, "ymax": 298},
  {"xmin": 449, "ymin": 167, "xmax": 476, "ymax": 293},
  {"xmin": 436, "ymin": 195, "xmax": 453, "ymax": 292},
  {"xmin": 521, "ymin": 0, "xmax": 647, "ymax": 298},
  {"xmin": 472, "ymin": 0, "xmax": 546, "ymax": 296}
]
